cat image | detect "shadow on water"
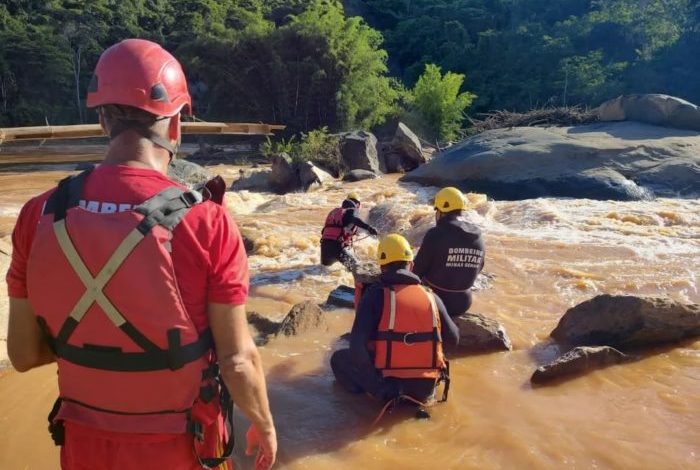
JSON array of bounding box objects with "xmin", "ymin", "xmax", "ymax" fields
[{"xmin": 230, "ymin": 346, "xmax": 422, "ymax": 469}]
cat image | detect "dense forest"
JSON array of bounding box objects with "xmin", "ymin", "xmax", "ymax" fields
[{"xmin": 1, "ymin": 0, "xmax": 699, "ymax": 141}]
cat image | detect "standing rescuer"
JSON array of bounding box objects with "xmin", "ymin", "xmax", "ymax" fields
[
  {"xmin": 5, "ymin": 39, "xmax": 276, "ymax": 470},
  {"xmin": 413, "ymin": 187, "xmax": 485, "ymax": 317},
  {"xmin": 330, "ymin": 234, "xmax": 459, "ymax": 407},
  {"xmin": 320, "ymin": 193, "xmax": 378, "ymax": 272}
]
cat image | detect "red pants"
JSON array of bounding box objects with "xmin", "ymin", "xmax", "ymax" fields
[{"xmin": 61, "ymin": 422, "xmax": 232, "ymax": 470}]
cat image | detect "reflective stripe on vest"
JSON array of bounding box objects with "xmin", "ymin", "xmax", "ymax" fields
[{"xmin": 370, "ymin": 285, "xmax": 446, "ymax": 379}]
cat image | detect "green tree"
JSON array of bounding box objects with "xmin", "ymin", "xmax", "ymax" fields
[{"xmin": 407, "ymin": 63, "xmax": 475, "ymax": 142}]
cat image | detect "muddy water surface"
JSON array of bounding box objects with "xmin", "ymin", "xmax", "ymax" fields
[{"xmin": 0, "ymin": 152, "xmax": 698, "ymax": 469}]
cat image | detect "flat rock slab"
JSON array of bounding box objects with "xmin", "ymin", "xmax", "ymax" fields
[
  {"xmin": 531, "ymin": 346, "xmax": 636, "ymax": 385},
  {"xmin": 344, "ymin": 169, "xmax": 379, "ymax": 182},
  {"xmin": 454, "ymin": 313, "xmax": 512, "ymax": 353},
  {"xmin": 551, "ymin": 295, "xmax": 700, "ymax": 348},
  {"xmin": 326, "ymin": 285, "xmax": 356, "ymax": 309}
]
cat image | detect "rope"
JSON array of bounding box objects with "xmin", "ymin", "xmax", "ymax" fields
[{"xmin": 370, "ymin": 394, "xmax": 434, "ymax": 427}]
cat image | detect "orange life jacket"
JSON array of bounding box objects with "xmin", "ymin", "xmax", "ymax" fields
[
  {"xmin": 369, "ymin": 285, "xmax": 446, "ymax": 379},
  {"xmin": 321, "ymin": 207, "xmax": 356, "ymax": 245},
  {"xmin": 26, "ymin": 170, "xmax": 232, "ymax": 468}
]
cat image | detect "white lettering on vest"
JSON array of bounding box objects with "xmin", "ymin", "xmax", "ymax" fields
[{"xmin": 79, "ymin": 200, "xmax": 134, "ymax": 214}]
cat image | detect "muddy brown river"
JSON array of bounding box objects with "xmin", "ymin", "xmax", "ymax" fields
[{"xmin": 0, "ymin": 148, "xmax": 698, "ymax": 469}]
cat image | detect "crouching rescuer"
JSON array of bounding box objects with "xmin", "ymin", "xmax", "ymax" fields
[
  {"xmin": 6, "ymin": 39, "xmax": 276, "ymax": 470},
  {"xmin": 330, "ymin": 234, "xmax": 459, "ymax": 417}
]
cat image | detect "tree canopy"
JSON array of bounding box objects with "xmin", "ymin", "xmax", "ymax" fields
[{"xmin": 1, "ymin": 0, "xmax": 699, "ymax": 141}]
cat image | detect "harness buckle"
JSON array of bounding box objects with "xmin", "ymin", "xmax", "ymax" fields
[
  {"xmin": 402, "ymin": 331, "xmax": 418, "ymax": 346},
  {"xmin": 179, "ymin": 191, "xmax": 202, "ymax": 208}
]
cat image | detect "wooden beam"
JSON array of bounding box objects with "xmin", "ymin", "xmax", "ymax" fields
[{"xmin": 0, "ymin": 122, "xmax": 285, "ymax": 144}]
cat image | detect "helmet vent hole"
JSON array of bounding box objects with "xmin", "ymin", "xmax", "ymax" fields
[{"xmin": 150, "ymin": 83, "xmax": 170, "ymax": 103}]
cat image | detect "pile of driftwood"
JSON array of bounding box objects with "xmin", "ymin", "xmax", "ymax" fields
[{"xmin": 467, "ymin": 106, "xmax": 598, "ymax": 134}]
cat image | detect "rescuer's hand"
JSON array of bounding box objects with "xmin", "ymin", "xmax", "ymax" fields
[
  {"xmin": 367, "ymin": 226, "xmax": 378, "ymax": 236},
  {"xmin": 246, "ymin": 424, "xmax": 277, "ymax": 470}
]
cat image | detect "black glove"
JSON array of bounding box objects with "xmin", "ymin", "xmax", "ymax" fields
[{"xmin": 368, "ymin": 226, "xmax": 378, "ymax": 236}]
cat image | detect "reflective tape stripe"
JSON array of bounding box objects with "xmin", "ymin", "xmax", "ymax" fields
[{"xmin": 388, "ymin": 288, "xmax": 397, "ymax": 330}]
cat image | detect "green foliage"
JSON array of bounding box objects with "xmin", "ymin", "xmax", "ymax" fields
[
  {"xmin": 262, "ymin": 126, "xmax": 342, "ymax": 175},
  {"xmin": 261, "ymin": 135, "xmax": 296, "ymax": 158},
  {"xmin": 406, "ymin": 63, "xmax": 475, "ymax": 142}
]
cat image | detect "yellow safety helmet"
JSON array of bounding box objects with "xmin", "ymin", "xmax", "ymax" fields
[
  {"xmin": 347, "ymin": 192, "xmax": 360, "ymax": 203},
  {"xmin": 434, "ymin": 187, "xmax": 465, "ymax": 213},
  {"xmin": 377, "ymin": 234, "xmax": 413, "ymax": 266}
]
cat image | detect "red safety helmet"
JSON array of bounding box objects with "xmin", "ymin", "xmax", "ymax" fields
[{"xmin": 87, "ymin": 39, "xmax": 192, "ymax": 117}]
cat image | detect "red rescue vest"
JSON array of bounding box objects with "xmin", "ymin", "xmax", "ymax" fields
[
  {"xmin": 321, "ymin": 207, "xmax": 356, "ymax": 245},
  {"xmin": 369, "ymin": 285, "xmax": 446, "ymax": 379},
  {"xmin": 26, "ymin": 170, "xmax": 232, "ymax": 468}
]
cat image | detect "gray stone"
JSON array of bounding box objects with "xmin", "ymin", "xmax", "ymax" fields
[
  {"xmin": 230, "ymin": 168, "xmax": 272, "ymax": 192},
  {"xmin": 598, "ymin": 94, "xmax": 700, "ymax": 131},
  {"xmin": 551, "ymin": 295, "xmax": 700, "ymax": 348},
  {"xmin": 168, "ymin": 159, "xmax": 210, "ymax": 187},
  {"xmin": 454, "ymin": 313, "xmax": 512, "ymax": 353},
  {"xmin": 343, "ymin": 169, "xmax": 379, "ymax": 182},
  {"xmin": 531, "ymin": 346, "xmax": 636, "ymax": 385},
  {"xmin": 402, "ymin": 122, "xmax": 700, "ymax": 200},
  {"xmin": 326, "ymin": 285, "xmax": 356, "ymax": 309},
  {"xmin": 391, "ymin": 122, "xmax": 425, "ymax": 167},
  {"xmin": 339, "ymin": 131, "xmax": 380, "ymax": 173},
  {"xmin": 277, "ymin": 301, "xmax": 327, "ymax": 337},
  {"xmin": 299, "ymin": 161, "xmax": 334, "ymax": 190},
  {"xmin": 247, "ymin": 311, "xmax": 281, "ymax": 337},
  {"xmin": 268, "ymin": 153, "xmax": 299, "ymax": 193}
]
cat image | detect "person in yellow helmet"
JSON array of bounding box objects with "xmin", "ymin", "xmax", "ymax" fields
[
  {"xmin": 330, "ymin": 234, "xmax": 459, "ymax": 405},
  {"xmin": 320, "ymin": 193, "xmax": 378, "ymax": 271},
  {"xmin": 413, "ymin": 187, "xmax": 485, "ymax": 317}
]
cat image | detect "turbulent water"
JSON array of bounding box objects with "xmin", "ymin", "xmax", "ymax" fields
[{"xmin": 0, "ymin": 155, "xmax": 698, "ymax": 469}]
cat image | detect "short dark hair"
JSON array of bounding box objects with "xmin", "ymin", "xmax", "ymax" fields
[
  {"xmin": 99, "ymin": 104, "xmax": 170, "ymax": 136},
  {"xmin": 341, "ymin": 199, "xmax": 357, "ymax": 209}
]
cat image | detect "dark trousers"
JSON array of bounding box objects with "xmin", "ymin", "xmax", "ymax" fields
[
  {"xmin": 330, "ymin": 349, "xmax": 437, "ymax": 403},
  {"xmin": 435, "ymin": 289, "xmax": 473, "ymax": 317},
  {"xmin": 320, "ymin": 239, "xmax": 358, "ymax": 271}
]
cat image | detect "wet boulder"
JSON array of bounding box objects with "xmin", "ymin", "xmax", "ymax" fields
[
  {"xmin": 326, "ymin": 285, "xmax": 356, "ymax": 309},
  {"xmin": 343, "ymin": 169, "xmax": 379, "ymax": 182},
  {"xmin": 168, "ymin": 158, "xmax": 210, "ymax": 187},
  {"xmin": 299, "ymin": 161, "xmax": 334, "ymax": 190},
  {"xmin": 598, "ymin": 94, "xmax": 700, "ymax": 131},
  {"xmin": 339, "ymin": 131, "xmax": 380, "ymax": 173},
  {"xmin": 454, "ymin": 313, "xmax": 512, "ymax": 353},
  {"xmin": 269, "ymin": 153, "xmax": 299, "ymax": 193},
  {"xmin": 531, "ymin": 346, "xmax": 636, "ymax": 385},
  {"xmin": 403, "ymin": 122, "xmax": 700, "ymax": 200},
  {"xmin": 230, "ymin": 168, "xmax": 272, "ymax": 192},
  {"xmin": 551, "ymin": 295, "xmax": 700, "ymax": 348},
  {"xmin": 391, "ymin": 122, "xmax": 425, "ymax": 169},
  {"xmin": 277, "ymin": 301, "xmax": 327, "ymax": 337}
]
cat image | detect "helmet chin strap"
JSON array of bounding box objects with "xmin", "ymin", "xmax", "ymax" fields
[{"xmin": 109, "ymin": 119, "xmax": 178, "ymax": 157}]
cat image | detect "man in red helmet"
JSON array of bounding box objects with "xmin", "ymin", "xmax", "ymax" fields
[{"xmin": 6, "ymin": 39, "xmax": 276, "ymax": 470}]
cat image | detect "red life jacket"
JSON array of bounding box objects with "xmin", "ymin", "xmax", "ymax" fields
[
  {"xmin": 26, "ymin": 171, "xmax": 233, "ymax": 468},
  {"xmin": 369, "ymin": 285, "xmax": 446, "ymax": 379},
  {"xmin": 321, "ymin": 207, "xmax": 356, "ymax": 245}
]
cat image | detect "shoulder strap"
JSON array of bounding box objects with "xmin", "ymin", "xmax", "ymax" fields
[
  {"xmin": 44, "ymin": 169, "xmax": 93, "ymax": 220},
  {"xmin": 134, "ymin": 186, "xmax": 203, "ymax": 234}
]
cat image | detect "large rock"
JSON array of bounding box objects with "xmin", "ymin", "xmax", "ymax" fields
[
  {"xmin": 326, "ymin": 285, "xmax": 356, "ymax": 309},
  {"xmin": 531, "ymin": 346, "xmax": 635, "ymax": 385},
  {"xmin": 391, "ymin": 122, "xmax": 425, "ymax": 168},
  {"xmin": 299, "ymin": 161, "xmax": 334, "ymax": 190},
  {"xmin": 551, "ymin": 295, "xmax": 700, "ymax": 348},
  {"xmin": 247, "ymin": 301, "xmax": 327, "ymax": 344},
  {"xmin": 454, "ymin": 313, "xmax": 512, "ymax": 353},
  {"xmin": 277, "ymin": 301, "xmax": 327, "ymax": 337},
  {"xmin": 403, "ymin": 122, "xmax": 700, "ymax": 200},
  {"xmin": 168, "ymin": 159, "xmax": 210, "ymax": 187},
  {"xmin": 598, "ymin": 94, "xmax": 700, "ymax": 131},
  {"xmin": 339, "ymin": 131, "xmax": 380, "ymax": 173},
  {"xmin": 269, "ymin": 153, "xmax": 299, "ymax": 193},
  {"xmin": 230, "ymin": 168, "xmax": 272, "ymax": 192},
  {"xmin": 343, "ymin": 169, "xmax": 379, "ymax": 182}
]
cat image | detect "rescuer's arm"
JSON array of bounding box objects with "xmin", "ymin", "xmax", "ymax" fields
[
  {"xmin": 208, "ymin": 302, "xmax": 276, "ymax": 469},
  {"xmin": 343, "ymin": 209, "xmax": 377, "ymax": 235},
  {"xmin": 412, "ymin": 229, "xmax": 435, "ymax": 280},
  {"xmin": 349, "ymin": 287, "xmax": 385, "ymax": 397},
  {"xmin": 7, "ymin": 298, "xmax": 55, "ymax": 372}
]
